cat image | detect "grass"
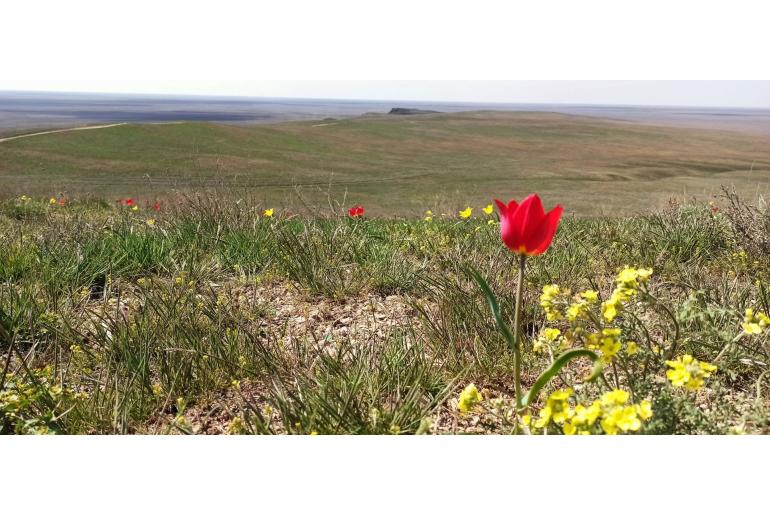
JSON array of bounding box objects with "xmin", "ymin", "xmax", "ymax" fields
[
  {"xmin": 1, "ymin": 111, "xmax": 770, "ymax": 215},
  {"xmin": 2, "ymin": 190, "xmax": 770, "ymax": 434}
]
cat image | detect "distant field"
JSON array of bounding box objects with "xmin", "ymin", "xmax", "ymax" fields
[{"xmin": 1, "ymin": 111, "xmax": 769, "ymax": 215}]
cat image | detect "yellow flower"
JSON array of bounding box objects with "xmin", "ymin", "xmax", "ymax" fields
[
  {"xmin": 571, "ymin": 401, "xmax": 602, "ymax": 426},
  {"xmin": 601, "ymin": 389, "xmax": 630, "ymax": 407},
  {"xmin": 636, "ymin": 400, "xmax": 653, "ymax": 420},
  {"xmin": 535, "ymin": 389, "xmax": 573, "ymax": 428},
  {"xmin": 459, "ymin": 207, "xmax": 472, "ymax": 219},
  {"xmin": 146, "ymin": 218, "xmax": 156, "ymax": 226},
  {"xmin": 457, "ymin": 383, "xmax": 483, "ymax": 413},
  {"xmin": 580, "ymin": 290, "xmax": 599, "ymax": 303},
  {"xmin": 49, "ymin": 198, "xmax": 57, "ymax": 205},
  {"xmin": 601, "ymin": 267, "xmax": 653, "ymax": 322},
  {"xmin": 666, "ymin": 354, "xmax": 717, "ymax": 390},
  {"xmin": 542, "ymin": 284, "xmax": 560, "ymax": 298},
  {"xmin": 534, "ymin": 328, "xmax": 562, "ymax": 353},
  {"xmin": 131, "ymin": 205, "xmax": 139, "ymax": 211},
  {"xmin": 263, "ymin": 208, "xmax": 274, "ymax": 217},
  {"xmin": 602, "ymin": 406, "xmax": 641, "ymax": 434},
  {"xmin": 599, "ymin": 328, "xmax": 622, "ymax": 363},
  {"xmin": 742, "ymin": 308, "xmax": 770, "ymax": 335},
  {"xmin": 482, "ymin": 204, "xmax": 494, "ymax": 215},
  {"xmin": 543, "ymin": 328, "xmax": 561, "ymax": 340},
  {"xmin": 626, "ymin": 341, "xmax": 639, "ymax": 355},
  {"xmin": 424, "ymin": 210, "xmax": 433, "ymax": 222}
]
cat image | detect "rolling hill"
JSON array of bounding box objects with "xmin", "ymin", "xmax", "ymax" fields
[{"xmin": 1, "ymin": 111, "xmax": 768, "ymax": 215}]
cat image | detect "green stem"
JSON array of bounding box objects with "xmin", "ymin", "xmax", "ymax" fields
[{"xmin": 513, "ymin": 254, "xmax": 526, "ymax": 409}]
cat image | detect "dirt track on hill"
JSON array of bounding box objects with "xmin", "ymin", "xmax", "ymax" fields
[{"xmin": 0, "ymin": 123, "xmax": 127, "ymax": 143}]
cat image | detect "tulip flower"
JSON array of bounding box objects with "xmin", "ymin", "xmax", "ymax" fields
[
  {"xmin": 125, "ymin": 198, "xmax": 134, "ymax": 206},
  {"xmin": 494, "ymin": 194, "xmax": 562, "ymax": 256},
  {"xmin": 491, "ymin": 193, "xmax": 563, "ymax": 409},
  {"xmin": 482, "ymin": 204, "xmax": 494, "ymax": 215},
  {"xmin": 153, "ymin": 202, "xmax": 161, "ymax": 212},
  {"xmin": 263, "ymin": 208, "xmax": 274, "ymax": 217},
  {"xmin": 348, "ymin": 205, "xmax": 364, "ymax": 217},
  {"xmin": 458, "ymin": 207, "xmax": 472, "ymax": 219}
]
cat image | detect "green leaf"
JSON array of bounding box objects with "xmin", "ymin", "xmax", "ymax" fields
[
  {"xmin": 521, "ymin": 349, "xmax": 603, "ymax": 407},
  {"xmin": 469, "ymin": 268, "xmax": 516, "ymax": 351}
]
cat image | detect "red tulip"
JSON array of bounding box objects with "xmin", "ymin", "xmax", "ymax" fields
[
  {"xmin": 153, "ymin": 202, "xmax": 161, "ymax": 212},
  {"xmin": 125, "ymin": 198, "xmax": 135, "ymax": 206},
  {"xmin": 348, "ymin": 205, "xmax": 364, "ymax": 217},
  {"xmin": 494, "ymin": 194, "xmax": 562, "ymax": 256}
]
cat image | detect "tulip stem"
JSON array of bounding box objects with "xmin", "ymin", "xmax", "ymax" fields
[{"xmin": 513, "ymin": 254, "xmax": 526, "ymax": 409}]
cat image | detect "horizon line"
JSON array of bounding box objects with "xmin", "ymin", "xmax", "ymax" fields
[{"xmin": 1, "ymin": 89, "xmax": 769, "ymax": 111}]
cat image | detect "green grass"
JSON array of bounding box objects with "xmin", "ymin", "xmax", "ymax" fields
[
  {"xmin": 2, "ymin": 192, "xmax": 770, "ymax": 434},
  {"xmin": 2, "ymin": 111, "xmax": 770, "ymax": 215}
]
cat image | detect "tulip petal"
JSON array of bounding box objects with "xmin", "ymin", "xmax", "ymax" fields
[
  {"xmin": 510, "ymin": 194, "xmax": 546, "ymax": 253},
  {"xmin": 495, "ymin": 198, "xmax": 520, "ymax": 251},
  {"xmin": 494, "ymin": 198, "xmax": 508, "ymax": 216},
  {"xmin": 528, "ymin": 205, "xmax": 563, "ymax": 255}
]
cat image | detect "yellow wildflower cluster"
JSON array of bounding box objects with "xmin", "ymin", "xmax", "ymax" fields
[
  {"xmin": 742, "ymin": 308, "xmax": 770, "ymax": 335},
  {"xmin": 535, "ymin": 388, "xmax": 652, "ymax": 435},
  {"xmin": 585, "ymin": 328, "xmax": 623, "ymax": 363},
  {"xmin": 566, "ymin": 289, "xmax": 599, "ymax": 321},
  {"xmin": 1, "ymin": 366, "xmax": 87, "ymax": 434},
  {"xmin": 457, "ymin": 383, "xmax": 483, "ymax": 413},
  {"xmin": 665, "ymin": 354, "xmax": 717, "ymax": 391},
  {"xmin": 601, "ymin": 267, "xmax": 652, "ymax": 322},
  {"xmin": 534, "ymin": 388, "xmax": 573, "ymax": 427},
  {"xmin": 540, "ymin": 284, "xmax": 563, "ymax": 321}
]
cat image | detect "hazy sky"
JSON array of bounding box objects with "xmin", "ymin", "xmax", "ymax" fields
[{"xmin": 1, "ymin": 81, "xmax": 769, "ymax": 108}]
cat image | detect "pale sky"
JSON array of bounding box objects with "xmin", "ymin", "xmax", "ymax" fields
[{"xmin": 1, "ymin": 81, "xmax": 769, "ymax": 108}]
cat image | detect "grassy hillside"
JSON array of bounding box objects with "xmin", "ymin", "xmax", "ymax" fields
[
  {"xmin": 2, "ymin": 193, "xmax": 770, "ymax": 434},
  {"xmin": 1, "ymin": 111, "xmax": 769, "ymax": 215}
]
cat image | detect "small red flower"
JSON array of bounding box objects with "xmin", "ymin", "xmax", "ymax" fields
[
  {"xmin": 153, "ymin": 202, "xmax": 161, "ymax": 212},
  {"xmin": 58, "ymin": 198, "xmax": 66, "ymax": 206},
  {"xmin": 348, "ymin": 205, "xmax": 364, "ymax": 218},
  {"xmin": 494, "ymin": 193, "xmax": 563, "ymax": 256},
  {"xmin": 711, "ymin": 206, "xmax": 719, "ymax": 214},
  {"xmin": 125, "ymin": 198, "xmax": 135, "ymax": 206}
]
